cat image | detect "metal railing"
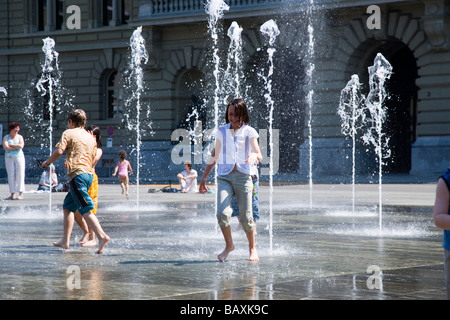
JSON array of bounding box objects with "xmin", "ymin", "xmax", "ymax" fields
[{"xmin": 139, "ymin": 0, "xmax": 286, "ymax": 17}]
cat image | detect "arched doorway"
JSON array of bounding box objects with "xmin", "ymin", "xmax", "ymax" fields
[
  {"xmin": 245, "ymin": 47, "xmax": 306, "ymax": 173},
  {"xmin": 357, "ymin": 40, "xmax": 418, "ymax": 173},
  {"xmin": 174, "ymin": 68, "xmax": 206, "ymax": 131}
]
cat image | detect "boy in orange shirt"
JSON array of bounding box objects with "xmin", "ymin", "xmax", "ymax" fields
[{"xmin": 41, "ymin": 109, "xmax": 110, "ymax": 254}]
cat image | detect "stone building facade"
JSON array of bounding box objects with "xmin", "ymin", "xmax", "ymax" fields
[{"xmin": 0, "ymin": 0, "xmax": 449, "ymax": 184}]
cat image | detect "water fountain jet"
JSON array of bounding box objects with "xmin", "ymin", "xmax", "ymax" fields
[
  {"xmin": 362, "ymin": 53, "xmax": 393, "ymax": 231},
  {"xmin": 260, "ymin": 19, "xmax": 280, "ymax": 254},
  {"xmin": 123, "ymin": 26, "xmax": 150, "ymax": 207},
  {"xmin": 338, "ymin": 74, "xmax": 365, "ymax": 213}
]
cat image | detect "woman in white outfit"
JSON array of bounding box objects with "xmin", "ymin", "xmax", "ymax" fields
[{"xmin": 2, "ymin": 122, "xmax": 25, "ymax": 200}]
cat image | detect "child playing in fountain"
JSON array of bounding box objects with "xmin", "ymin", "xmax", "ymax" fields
[
  {"xmin": 112, "ymin": 150, "xmax": 133, "ymax": 199},
  {"xmin": 75, "ymin": 125, "xmax": 103, "ymax": 248},
  {"xmin": 199, "ymin": 98, "xmax": 262, "ymax": 262},
  {"xmin": 433, "ymin": 167, "xmax": 450, "ymax": 299},
  {"xmin": 41, "ymin": 109, "xmax": 110, "ymax": 254}
]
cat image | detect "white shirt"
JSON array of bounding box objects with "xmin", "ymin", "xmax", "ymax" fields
[
  {"xmin": 213, "ymin": 123, "xmax": 259, "ymax": 176},
  {"xmin": 39, "ymin": 171, "xmax": 58, "ymax": 187},
  {"xmin": 180, "ymin": 169, "xmax": 198, "ymax": 192}
]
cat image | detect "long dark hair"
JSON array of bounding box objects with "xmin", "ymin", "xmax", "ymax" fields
[
  {"xmin": 225, "ymin": 98, "xmax": 250, "ymax": 125},
  {"xmin": 86, "ymin": 125, "xmax": 102, "ymax": 148}
]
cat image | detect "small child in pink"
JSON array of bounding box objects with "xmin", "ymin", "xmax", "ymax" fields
[{"xmin": 112, "ymin": 150, "xmax": 133, "ymax": 199}]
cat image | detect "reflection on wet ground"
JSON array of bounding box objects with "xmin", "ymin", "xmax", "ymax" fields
[{"xmin": 0, "ymin": 184, "xmax": 445, "ymax": 300}]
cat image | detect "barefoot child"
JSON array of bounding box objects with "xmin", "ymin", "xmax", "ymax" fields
[
  {"xmin": 112, "ymin": 150, "xmax": 133, "ymax": 199},
  {"xmin": 75, "ymin": 125, "xmax": 103, "ymax": 247},
  {"xmin": 199, "ymin": 98, "xmax": 262, "ymax": 262},
  {"xmin": 41, "ymin": 110, "xmax": 110, "ymax": 254}
]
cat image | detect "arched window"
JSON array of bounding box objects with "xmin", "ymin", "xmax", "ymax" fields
[{"xmin": 101, "ymin": 70, "xmax": 123, "ymax": 119}]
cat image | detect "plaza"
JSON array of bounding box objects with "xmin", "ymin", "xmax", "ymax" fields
[{"xmin": 0, "ymin": 181, "xmax": 445, "ymax": 300}]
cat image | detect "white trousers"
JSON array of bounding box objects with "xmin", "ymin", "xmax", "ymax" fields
[{"xmin": 5, "ymin": 156, "xmax": 25, "ymax": 193}]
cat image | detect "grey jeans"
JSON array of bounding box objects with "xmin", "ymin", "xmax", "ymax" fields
[{"xmin": 217, "ymin": 171, "xmax": 255, "ymax": 233}]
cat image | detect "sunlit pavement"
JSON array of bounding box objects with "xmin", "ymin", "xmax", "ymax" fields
[{"xmin": 0, "ymin": 182, "xmax": 445, "ymax": 300}]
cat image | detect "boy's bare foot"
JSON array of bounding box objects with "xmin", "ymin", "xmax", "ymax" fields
[
  {"xmin": 249, "ymin": 248, "xmax": 259, "ymax": 262},
  {"xmin": 52, "ymin": 241, "xmax": 69, "ymax": 250},
  {"xmin": 96, "ymin": 235, "xmax": 110, "ymax": 254},
  {"xmin": 80, "ymin": 239, "xmax": 97, "ymax": 247},
  {"xmin": 217, "ymin": 245, "xmax": 234, "ymax": 262},
  {"xmin": 79, "ymin": 233, "xmax": 89, "ymax": 244}
]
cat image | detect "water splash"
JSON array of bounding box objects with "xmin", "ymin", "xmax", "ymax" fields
[
  {"xmin": 32, "ymin": 38, "xmax": 64, "ymax": 214},
  {"xmin": 223, "ymin": 21, "xmax": 244, "ymax": 101},
  {"xmin": 338, "ymin": 75, "xmax": 365, "ymax": 212},
  {"xmin": 306, "ymin": 0, "xmax": 315, "ymax": 209},
  {"xmin": 123, "ymin": 26, "xmax": 150, "ymax": 207},
  {"xmin": 205, "ymin": 0, "xmax": 229, "ymax": 129},
  {"xmin": 0, "ymin": 87, "xmax": 7, "ymax": 97},
  {"xmin": 260, "ymin": 19, "xmax": 280, "ymax": 255},
  {"xmin": 205, "ymin": 0, "xmax": 229, "ymax": 231},
  {"xmin": 362, "ymin": 53, "xmax": 393, "ymax": 230}
]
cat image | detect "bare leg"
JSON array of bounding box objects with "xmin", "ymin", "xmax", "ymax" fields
[
  {"xmin": 74, "ymin": 211, "xmax": 90, "ymax": 244},
  {"xmin": 125, "ymin": 176, "xmax": 130, "ymax": 199},
  {"xmin": 53, "ymin": 209, "xmax": 74, "ymax": 250},
  {"xmin": 218, "ymin": 226, "xmax": 234, "ymax": 262},
  {"xmin": 246, "ymin": 228, "xmax": 259, "ymax": 262},
  {"xmin": 82, "ymin": 211, "xmax": 110, "ymax": 254}
]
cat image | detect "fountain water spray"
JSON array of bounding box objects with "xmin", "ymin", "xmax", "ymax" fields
[
  {"xmin": 205, "ymin": 0, "xmax": 229, "ymax": 231},
  {"xmin": 224, "ymin": 21, "xmax": 244, "ymax": 102},
  {"xmin": 362, "ymin": 53, "xmax": 393, "ymax": 230},
  {"xmin": 0, "ymin": 87, "xmax": 7, "ymax": 97},
  {"xmin": 33, "ymin": 38, "xmax": 64, "ymax": 213},
  {"xmin": 306, "ymin": 0, "xmax": 315, "ymax": 209},
  {"xmin": 205, "ymin": 0, "xmax": 229, "ymax": 129},
  {"xmin": 338, "ymin": 74, "xmax": 365, "ymax": 213},
  {"xmin": 123, "ymin": 26, "xmax": 150, "ymax": 206},
  {"xmin": 260, "ymin": 19, "xmax": 280, "ymax": 254}
]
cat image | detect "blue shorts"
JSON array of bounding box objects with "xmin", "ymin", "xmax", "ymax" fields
[
  {"xmin": 63, "ymin": 173, "xmax": 95, "ymax": 215},
  {"xmin": 231, "ymin": 178, "xmax": 259, "ymax": 221}
]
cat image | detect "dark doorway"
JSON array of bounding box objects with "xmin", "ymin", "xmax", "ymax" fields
[
  {"xmin": 245, "ymin": 48, "xmax": 306, "ymax": 173},
  {"xmin": 360, "ymin": 41, "xmax": 418, "ymax": 173}
]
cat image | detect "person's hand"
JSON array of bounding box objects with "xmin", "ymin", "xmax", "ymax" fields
[
  {"xmin": 112, "ymin": 173, "xmax": 116, "ymax": 177},
  {"xmin": 246, "ymin": 152, "xmax": 259, "ymax": 165},
  {"xmin": 41, "ymin": 161, "xmax": 49, "ymax": 169},
  {"xmin": 199, "ymin": 180, "xmax": 208, "ymax": 194}
]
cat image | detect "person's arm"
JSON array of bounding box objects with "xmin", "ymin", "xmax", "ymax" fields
[
  {"xmin": 190, "ymin": 170, "xmax": 198, "ymax": 179},
  {"xmin": 41, "ymin": 148, "xmax": 64, "ymax": 169},
  {"xmin": 246, "ymin": 136, "xmax": 263, "ymax": 165},
  {"xmin": 93, "ymin": 148, "xmax": 102, "ymax": 167},
  {"xmin": 112, "ymin": 163, "xmax": 118, "ymax": 176},
  {"xmin": 199, "ymin": 141, "xmax": 220, "ymax": 194},
  {"xmin": 128, "ymin": 161, "xmax": 133, "ymax": 175},
  {"xmin": 433, "ymin": 178, "xmax": 450, "ymax": 230},
  {"xmin": 6, "ymin": 135, "xmax": 25, "ymax": 150},
  {"xmin": 15, "ymin": 135, "xmax": 25, "ymax": 149},
  {"xmin": 2, "ymin": 136, "xmax": 11, "ymax": 151},
  {"xmin": 52, "ymin": 173, "xmax": 58, "ymax": 187},
  {"xmin": 39, "ymin": 172, "xmax": 49, "ymax": 187}
]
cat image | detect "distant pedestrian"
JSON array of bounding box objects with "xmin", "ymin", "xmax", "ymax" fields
[
  {"xmin": 2, "ymin": 122, "xmax": 25, "ymax": 200},
  {"xmin": 433, "ymin": 167, "xmax": 450, "ymax": 299},
  {"xmin": 112, "ymin": 150, "xmax": 133, "ymax": 199}
]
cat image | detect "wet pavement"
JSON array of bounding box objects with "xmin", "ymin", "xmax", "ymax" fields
[{"xmin": 0, "ymin": 182, "xmax": 446, "ymax": 301}]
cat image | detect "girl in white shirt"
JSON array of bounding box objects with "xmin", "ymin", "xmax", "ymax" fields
[{"xmin": 200, "ymin": 98, "xmax": 262, "ymax": 262}]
